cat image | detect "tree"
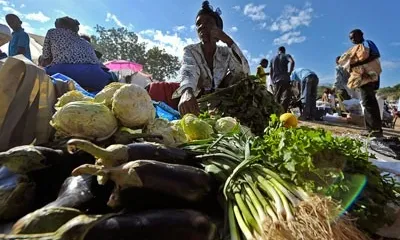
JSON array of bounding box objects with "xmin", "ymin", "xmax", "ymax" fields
[
  {"xmin": 144, "ymin": 47, "xmax": 180, "ymax": 81},
  {"xmin": 91, "ymin": 25, "xmax": 180, "ymax": 81},
  {"xmin": 378, "ymin": 83, "xmax": 400, "ymax": 100}
]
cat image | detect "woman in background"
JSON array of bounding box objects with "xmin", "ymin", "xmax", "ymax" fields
[
  {"xmin": 175, "ymin": 1, "xmax": 250, "ymax": 115},
  {"xmin": 42, "ymin": 17, "xmax": 112, "ymax": 92}
]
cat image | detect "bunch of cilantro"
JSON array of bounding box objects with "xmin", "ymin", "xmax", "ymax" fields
[{"xmin": 251, "ymin": 115, "xmax": 400, "ymax": 233}]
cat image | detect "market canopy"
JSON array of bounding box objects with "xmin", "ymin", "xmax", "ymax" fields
[
  {"xmin": 104, "ymin": 60, "xmax": 143, "ymax": 72},
  {"xmin": 0, "ymin": 33, "xmax": 44, "ymax": 64}
]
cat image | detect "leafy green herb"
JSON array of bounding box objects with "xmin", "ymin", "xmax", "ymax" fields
[{"xmin": 253, "ymin": 115, "xmax": 400, "ymax": 233}]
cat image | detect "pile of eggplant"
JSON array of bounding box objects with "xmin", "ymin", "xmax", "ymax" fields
[{"xmin": 0, "ymin": 139, "xmax": 221, "ymax": 240}]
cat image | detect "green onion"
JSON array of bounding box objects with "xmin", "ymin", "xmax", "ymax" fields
[
  {"xmin": 234, "ymin": 186, "xmax": 261, "ymax": 234},
  {"xmin": 233, "ymin": 203, "xmax": 254, "ymax": 240},
  {"xmin": 228, "ymin": 200, "xmax": 242, "ymax": 240}
]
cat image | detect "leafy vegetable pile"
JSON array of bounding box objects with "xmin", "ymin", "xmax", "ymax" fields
[
  {"xmin": 198, "ymin": 76, "xmax": 283, "ymax": 136},
  {"xmin": 180, "ymin": 114, "xmax": 400, "ymax": 239},
  {"xmin": 258, "ymin": 115, "xmax": 400, "ymax": 233},
  {"xmin": 182, "ymin": 133, "xmax": 364, "ymax": 239}
]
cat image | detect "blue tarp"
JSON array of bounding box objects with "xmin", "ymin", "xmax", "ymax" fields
[
  {"xmin": 51, "ymin": 73, "xmax": 97, "ymax": 98},
  {"xmin": 153, "ymin": 101, "xmax": 181, "ymax": 121}
]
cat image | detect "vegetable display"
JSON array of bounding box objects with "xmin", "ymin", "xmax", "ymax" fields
[
  {"xmin": 67, "ymin": 139, "xmax": 196, "ymax": 169},
  {"xmin": 182, "ymin": 131, "xmax": 368, "ymax": 240},
  {"xmin": 2, "ymin": 79, "xmax": 400, "ymax": 240},
  {"xmin": 54, "ymin": 90, "xmax": 93, "ymax": 110},
  {"xmin": 0, "ymin": 214, "xmax": 112, "ymax": 240},
  {"xmin": 11, "ymin": 207, "xmax": 82, "ymax": 234},
  {"xmin": 84, "ymin": 209, "xmax": 217, "ymax": 240},
  {"xmin": 112, "ymin": 84, "xmax": 155, "ymax": 128},
  {"xmin": 198, "ymin": 76, "xmax": 283, "ymax": 136},
  {"xmin": 72, "ymin": 160, "xmax": 212, "ymax": 202},
  {"xmin": 50, "ymin": 101, "xmax": 118, "ymax": 141},
  {"xmin": 94, "ymin": 82, "xmax": 126, "ymax": 108},
  {"xmin": 144, "ymin": 118, "xmax": 187, "ymax": 147},
  {"xmin": 259, "ymin": 115, "xmax": 400, "ymax": 233}
]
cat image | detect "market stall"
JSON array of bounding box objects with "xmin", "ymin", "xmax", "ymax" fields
[{"xmin": 0, "ymin": 61, "xmax": 399, "ymax": 240}]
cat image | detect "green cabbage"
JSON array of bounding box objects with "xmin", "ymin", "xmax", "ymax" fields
[
  {"xmin": 50, "ymin": 101, "xmax": 118, "ymax": 140},
  {"xmin": 181, "ymin": 114, "xmax": 214, "ymax": 141},
  {"xmin": 170, "ymin": 120, "xmax": 188, "ymax": 145},
  {"xmin": 112, "ymin": 84, "xmax": 155, "ymax": 128},
  {"xmin": 145, "ymin": 119, "xmax": 187, "ymax": 147},
  {"xmin": 55, "ymin": 90, "xmax": 93, "ymax": 110},
  {"xmin": 214, "ymin": 117, "xmax": 239, "ymax": 134},
  {"xmin": 94, "ymin": 82, "xmax": 126, "ymax": 108}
]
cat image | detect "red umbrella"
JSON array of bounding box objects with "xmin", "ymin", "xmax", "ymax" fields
[{"xmin": 104, "ymin": 60, "xmax": 143, "ymax": 72}]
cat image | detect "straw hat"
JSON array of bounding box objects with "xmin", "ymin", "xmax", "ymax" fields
[{"xmin": 0, "ymin": 24, "xmax": 11, "ymax": 47}]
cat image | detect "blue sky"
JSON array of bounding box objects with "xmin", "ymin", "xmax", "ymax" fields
[{"xmin": 0, "ymin": 0, "xmax": 399, "ymax": 87}]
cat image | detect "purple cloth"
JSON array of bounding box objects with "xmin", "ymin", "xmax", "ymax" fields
[{"xmin": 46, "ymin": 63, "xmax": 112, "ymax": 91}]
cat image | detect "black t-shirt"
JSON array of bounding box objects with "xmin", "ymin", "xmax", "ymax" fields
[{"xmin": 270, "ymin": 53, "xmax": 291, "ymax": 83}]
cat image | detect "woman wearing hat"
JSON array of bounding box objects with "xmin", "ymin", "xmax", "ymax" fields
[{"xmin": 176, "ymin": 1, "xmax": 250, "ymax": 115}]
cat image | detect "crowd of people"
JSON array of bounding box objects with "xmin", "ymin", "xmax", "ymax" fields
[
  {"xmin": 0, "ymin": 0, "xmax": 392, "ymax": 138},
  {"xmin": 253, "ymin": 31, "xmax": 387, "ymax": 137}
]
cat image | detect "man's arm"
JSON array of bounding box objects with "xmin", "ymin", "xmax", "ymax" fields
[
  {"xmin": 17, "ymin": 33, "xmax": 29, "ymax": 55},
  {"xmin": 288, "ymin": 55, "xmax": 295, "ymax": 74},
  {"xmin": 351, "ymin": 41, "xmax": 380, "ymax": 68}
]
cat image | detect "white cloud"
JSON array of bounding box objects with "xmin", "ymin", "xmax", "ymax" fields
[
  {"xmin": 25, "ymin": 11, "xmax": 50, "ymax": 23},
  {"xmin": 243, "ymin": 50, "xmax": 272, "ymax": 70},
  {"xmin": 233, "ymin": 5, "xmax": 241, "ymax": 11},
  {"xmin": 0, "ymin": 0, "xmax": 8, "ymax": 6},
  {"xmin": 139, "ymin": 29, "xmax": 156, "ymax": 36},
  {"xmin": 137, "ymin": 29, "xmax": 196, "ymax": 59},
  {"xmin": 190, "ymin": 25, "xmax": 196, "ymax": 31},
  {"xmin": 273, "ymin": 31, "xmax": 306, "ymax": 45},
  {"xmin": 2, "ymin": 6, "xmax": 21, "ymax": 15},
  {"xmin": 269, "ymin": 3, "xmax": 314, "ymax": 33},
  {"xmin": 243, "ymin": 3, "xmax": 266, "ymax": 21},
  {"xmin": 20, "ymin": 3, "xmax": 25, "ymax": 8},
  {"xmin": 259, "ymin": 22, "xmax": 267, "ymax": 29},
  {"xmin": 105, "ymin": 12, "xmax": 126, "ymax": 28},
  {"xmin": 21, "ymin": 22, "xmax": 35, "ymax": 34},
  {"xmin": 173, "ymin": 25, "xmax": 186, "ymax": 32},
  {"xmin": 79, "ymin": 24, "xmax": 93, "ymax": 35},
  {"xmin": 230, "ymin": 26, "xmax": 238, "ymax": 33},
  {"xmin": 381, "ymin": 60, "xmax": 400, "ymax": 69}
]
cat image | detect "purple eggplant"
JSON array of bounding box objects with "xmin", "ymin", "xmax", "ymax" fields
[
  {"xmin": 67, "ymin": 139, "xmax": 197, "ymax": 169},
  {"xmin": 84, "ymin": 209, "xmax": 217, "ymax": 240},
  {"xmin": 72, "ymin": 160, "xmax": 211, "ymax": 202}
]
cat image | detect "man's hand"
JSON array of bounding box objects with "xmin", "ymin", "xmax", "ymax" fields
[
  {"xmin": 178, "ymin": 88, "xmax": 200, "ymax": 116},
  {"xmin": 210, "ymin": 27, "xmax": 234, "ymax": 47}
]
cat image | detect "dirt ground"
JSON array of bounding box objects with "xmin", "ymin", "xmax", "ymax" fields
[{"xmin": 299, "ymin": 119, "xmax": 400, "ymax": 138}]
